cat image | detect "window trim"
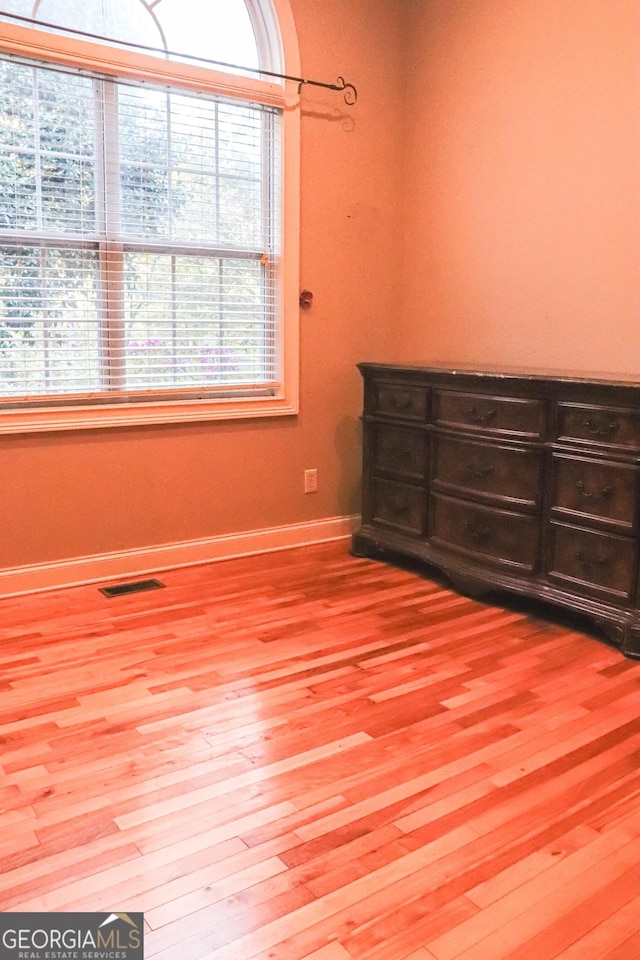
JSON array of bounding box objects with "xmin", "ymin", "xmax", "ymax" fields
[{"xmin": 0, "ymin": 1, "xmax": 300, "ymax": 434}]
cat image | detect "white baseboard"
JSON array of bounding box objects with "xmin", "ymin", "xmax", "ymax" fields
[{"xmin": 0, "ymin": 514, "xmax": 360, "ymax": 598}]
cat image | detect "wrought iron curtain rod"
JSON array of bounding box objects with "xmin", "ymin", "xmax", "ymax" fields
[{"xmin": 0, "ymin": 11, "xmax": 358, "ymax": 104}]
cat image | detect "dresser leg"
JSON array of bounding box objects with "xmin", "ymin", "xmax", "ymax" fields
[
  {"xmin": 443, "ymin": 569, "xmax": 493, "ymax": 600},
  {"xmin": 621, "ymin": 625, "xmax": 640, "ymax": 660}
]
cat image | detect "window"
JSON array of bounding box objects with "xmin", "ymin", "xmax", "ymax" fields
[{"xmin": 0, "ymin": 0, "xmax": 299, "ymax": 431}]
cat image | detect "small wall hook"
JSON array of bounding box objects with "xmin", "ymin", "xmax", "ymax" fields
[{"xmin": 299, "ymin": 290, "xmax": 313, "ymax": 308}]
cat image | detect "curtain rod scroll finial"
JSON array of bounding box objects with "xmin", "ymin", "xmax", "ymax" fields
[{"xmin": 296, "ymin": 75, "xmax": 357, "ymax": 105}]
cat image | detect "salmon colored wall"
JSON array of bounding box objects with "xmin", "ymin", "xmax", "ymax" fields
[
  {"xmin": 0, "ymin": 0, "xmax": 403, "ymax": 570},
  {"xmin": 400, "ymin": 0, "xmax": 640, "ymax": 375}
]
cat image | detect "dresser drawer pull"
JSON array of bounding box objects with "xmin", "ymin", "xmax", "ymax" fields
[
  {"xmin": 464, "ymin": 520, "xmax": 491, "ymax": 544},
  {"xmin": 575, "ymin": 480, "xmax": 613, "ymax": 502},
  {"xmin": 464, "ymin": 461, "xmax": 494, "ymax": 480},
  {"xmin": 574, "ymin": 550, "xmax": 610, "ymax": 571},
  {"xmin": 389, "ymin": 445, "xmax": 412, "ymax": 463},
  {"xmin": 582, "ymin": 417, "xmax": 619, "ymax": 438},
  {"xmin": 390, "ymin": 495, "xmax": 411, "ymax": 516},
  {"xmin": 389, "ymin": 393, "xmax": 412, "ymax": 412},
  {"xmin": 465, "ymin": 405, "xmax": 498, "ymax": 425}
]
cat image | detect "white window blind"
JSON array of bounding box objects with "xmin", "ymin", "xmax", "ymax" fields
[{"xmin": 0, "ymin": 55, "xmax": 282, "ymax": 405}]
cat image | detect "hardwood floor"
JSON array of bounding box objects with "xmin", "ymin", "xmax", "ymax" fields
[{"xmin": 1, "ymin": 540, "xmax": 639, "ymax": 959}]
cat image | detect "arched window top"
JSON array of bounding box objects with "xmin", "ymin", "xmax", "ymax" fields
[{"xmin": 0, "ymin": 0, "xmax": 279, "ymax": 74}]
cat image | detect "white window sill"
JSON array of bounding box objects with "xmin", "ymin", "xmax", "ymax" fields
[{"xmin": 0, "ymin": 393, "xmax": 299, "ymax": 434}]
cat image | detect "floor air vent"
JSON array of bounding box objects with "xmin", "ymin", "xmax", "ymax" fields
[{"xmin": 99, "ymin": 578, "xmax": 165, "ymax": 598}]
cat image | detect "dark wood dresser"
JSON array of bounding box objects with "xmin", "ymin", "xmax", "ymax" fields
[{"xmin": 352, "ymin": 362, "xmax": 640, "ymax": 658}]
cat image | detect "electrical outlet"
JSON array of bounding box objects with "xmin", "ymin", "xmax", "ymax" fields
[{"xmin": 304, "ymin": 468, "xmax": 318, "ymax": 493}]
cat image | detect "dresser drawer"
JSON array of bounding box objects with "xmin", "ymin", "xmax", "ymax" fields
[
  {"xmin": 434, "ymin": 390, "xmax": 545, "ymax": 439},
  {"xmin": 373, "ymin": 425, "xmax": 427, "ymax": 481},
  {"xmin": 547, "ymin": 522, "xmax": 637, "ymax": 603},
  {"xmin": 551, "ymin": 453, "xmax": 638, "ymax": 531},
  {"xmin": 433, "ymin": 435, "xmax": 541, "ymax": 508},
  {"xmin": 369, "ymin": 479, "xmax": 426, "ymax": 535},
  {"xmin": 557, "ymin": 403, "xmax": 640, "ymax": 450},
  {"xmin": 372, "ymin": 380, "xmax": 428, "ymax": 421},
  {"xmin": 430, "ymin": 494, "xmax": 538, "ymax": 572}
]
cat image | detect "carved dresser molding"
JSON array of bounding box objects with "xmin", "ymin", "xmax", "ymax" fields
[{"xmin": 352, "ymin": 362, "xmax": 640, "ymax": 658}]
